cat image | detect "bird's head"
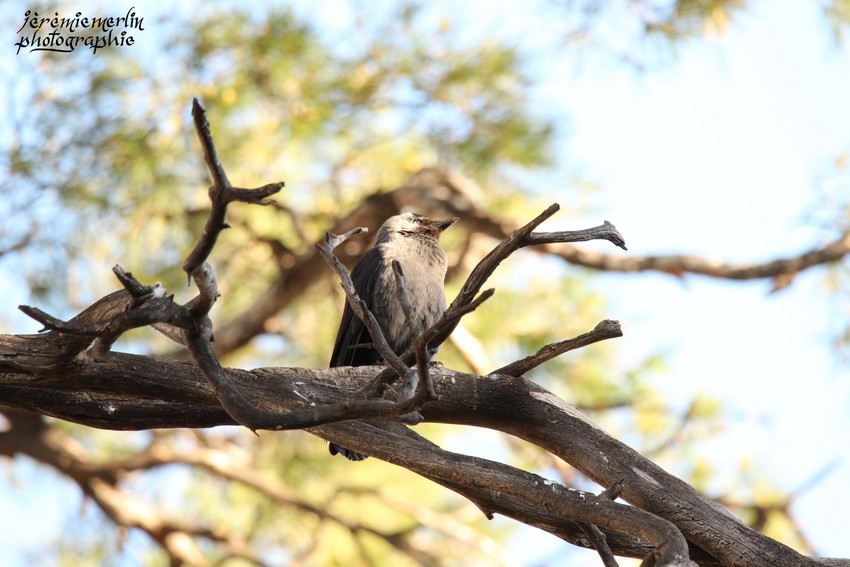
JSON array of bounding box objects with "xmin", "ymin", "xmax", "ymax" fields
[{"xmin": 376, "ymin": 212, "xmax": 458, "ymax": 244}]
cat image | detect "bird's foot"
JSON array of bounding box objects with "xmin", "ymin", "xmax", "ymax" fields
[{"xmin": 400, "ymin": 411, "xmax": 424, "ymax": 425}]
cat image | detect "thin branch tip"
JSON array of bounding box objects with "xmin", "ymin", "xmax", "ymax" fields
[
  {"xmin": 600, "ymin": 479, "xmax": 625, "ymax": 501},
  {"xmin": 492, "ymin": 318, "xmax": 623, "ymax": 377},
  {"xmin": 18, "ymin": 305, "xmax": 49, "ymax": 331},
  {"xmin": 595, "ymin": 319, "xmax": 623, "ymax": 336},
  {"xmin": 320, "ymin": 226, "xmax": 368, "ymax": 251}
]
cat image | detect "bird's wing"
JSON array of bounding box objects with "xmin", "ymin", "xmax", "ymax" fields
[{"xmin": 329, "ymin": 246, "xmax": 383, "ymax": 367}]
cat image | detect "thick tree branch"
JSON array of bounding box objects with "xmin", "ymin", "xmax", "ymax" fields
[{"xmin": 2, "ymin": 349, "xmax": 844, "ymax": 566}]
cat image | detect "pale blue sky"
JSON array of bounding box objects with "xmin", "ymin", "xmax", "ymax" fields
[
  {"xmin": 431, "ymin": 0, "xmax": 850, "ymax": 563},
  {"xmin": 544, "ymin": 2, "xmax": 850, "ymax": 563}
]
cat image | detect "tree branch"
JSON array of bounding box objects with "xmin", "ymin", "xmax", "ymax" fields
[
  {"xmin": 5, "ymin": 106, "xmax": 847, "ymax": 567},
  {"xmin": 189, "ymin": 168, "xmax": 850, "ymax": 361},
  {"xmin": 0, "ymin": 409, "xmax": 262, "ymax": 566},
  {"xmin": 581, "ymin": 481, "xmax": 627, "ymax": 567},
  {"xmin": 492, "ymin": 319, "xmax": 623, "ymax": 377},
  {"xmin": 5, "ymin": 353, "xmax": 838, "ymax": 565},
  {"xmin": 183, "ymin": 98, "xmax": 284, "ymax": 278},
  {"xmin": 435, "ymin": 204, "xmax": 626, "ymax": 350},
  {"xmin": 392, "ymin": 259, "xmax": 435, "ymax": 404},
  {"xmin": 365, "ymin": 203, "xmax": 623, "ymax": 394}
]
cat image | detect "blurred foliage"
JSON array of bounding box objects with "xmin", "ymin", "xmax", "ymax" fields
[
  {"xmin": 1, "ymin": 0, "xmax": 839, "ymax": 565},
  {"xmin": 810, "ymin": 150, "xmax": 850, "ymax": 358},
  {"xmin": 3, "ymin": 1, "xmax": 553, "ymax": 321},
  {"xmin": 557, "ymin": 0, "xmax": 850, "ymax": 67},
  {"xmin": 552, "ymin": 0, "xmax": 748, "ymax": 68},
  {"xmin": 643, "ymin": 0, "xmax": 747, "ymax": 39},
  {"xmin": 826, "ymin": 0, "xmax": 850, "ymax": 40}
]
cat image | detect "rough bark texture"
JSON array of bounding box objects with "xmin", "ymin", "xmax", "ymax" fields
[{"xmin": 1, "ymin": 335, "xmax": 846, "ymax": 567}]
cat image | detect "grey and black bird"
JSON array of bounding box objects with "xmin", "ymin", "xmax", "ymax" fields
[{"xmin": 328, "ymin": 212, "xmax": 458, "ymax": 461}]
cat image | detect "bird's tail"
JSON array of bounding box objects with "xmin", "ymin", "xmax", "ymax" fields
[{"xmin": 329, "ymin": 442, "xmax": 368, "ymax": 461}]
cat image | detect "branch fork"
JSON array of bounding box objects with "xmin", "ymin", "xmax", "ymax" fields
[
  {"xmin": 8, "ymin": 98, "xmax": 727, "ymax": 567},
  {"xmin": 17, "ymin": 99, "xmax": 626, "ymax": 446}
]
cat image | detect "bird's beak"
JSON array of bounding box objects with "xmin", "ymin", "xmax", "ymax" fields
[{"xmin": 433, "ymin": 217, "xmax": 459, "ymax": 232}]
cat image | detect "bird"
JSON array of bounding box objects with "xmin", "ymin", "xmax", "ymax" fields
[{"xmin": 328, "ymin": 211, "xmax": 458, "ymax": 461}]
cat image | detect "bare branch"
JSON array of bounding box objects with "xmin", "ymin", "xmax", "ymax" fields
[
  {"xmin": 112, "ymin": 265, "xmax": 162, "ymax": 300},
  {"xmin": 18, "ymin": 273, "xmax": 183, "ymax": 362},
  {"xmin": 543, "ymin": 234, "xmax": 850, "ymax": 284},
  {"xmin": 492, "ymin": 319, "xmax": 623, "ymax": 377},
  {"xmin": 580, "ymin": 481, "xmax": 628, "ymax": 567},
  {"xmin": 392, "ymin": 259, "xmax": 421, "ymax": 338},
  {"xmin": 391, "ymin": 260, "xmax": 435, "ymax": 403},
  {"xmin": 525, "ymin": 220, "xmax": 627, "ymax": 250},
  {"xmin": 192, "ymin": 97, "xmax": 231, "ymax": 191},
  {"xmin": 447, "ymin": 203, "xmax": 561, "ymax": 316},
  {"xmin": 601, "ymin": 478, "xmax": 626, "ymax": 501},
  {"xmin": 188, "ymin": 261, "xmax": 220, "ymax": 318},
  {"xmin": 580, "ymin": 522, "xmax": 620, "ymax": 567},
  {"xmin": 19, "ymin": 305, "xmax": 100, "ymax": 335},
  {"xmin": 183, "ymin": 98, "xmax": 284, "ymax": 277},
  {"xmin": 364, "ymin": 288, "xmax": 495, "ymax": 396},
  {"xmin": 429, "ymin": 204, "xmax": 626, "ymax": 353}
]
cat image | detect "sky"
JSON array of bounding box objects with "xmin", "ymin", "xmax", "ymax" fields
[
  {"xmin": 2, "ymin": 1, "xmax": 850, "ymax": 566},
  {"xmin": 544, "ymin": 2, "xmax": 850, "ymax": 562},
  {"xmin": 426, "ymin": 0, "xmax": 850, "ymax": 563}
]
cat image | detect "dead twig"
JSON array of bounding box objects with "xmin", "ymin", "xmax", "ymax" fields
[
  {"xmin": 579, "ymin": 480, "xmax": 628, "ymax": 567},
  {"xmin": 365, "ymin": 203, "xmax": 624, "ymax": 394},
  {"xmin": 183, "ymin": 98, "xmax": 284, "ymax": 278},
  {"xmin": 492, "ymin": 319, "xmax": 623, "ymax": 377}
]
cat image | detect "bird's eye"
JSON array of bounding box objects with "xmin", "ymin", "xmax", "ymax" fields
[{"xmin": 412, "ymin": 216, "xmax": 424, "ymax": 224}]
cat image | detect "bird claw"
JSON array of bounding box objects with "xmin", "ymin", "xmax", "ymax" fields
[{"xmin": 400, "ymin": 411, "xmax": 424, "ymax": 425}]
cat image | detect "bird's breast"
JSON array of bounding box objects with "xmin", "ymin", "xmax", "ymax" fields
[{"xmin": 374, "ymin": 239, "xmax": 448, "ymax": 353}]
